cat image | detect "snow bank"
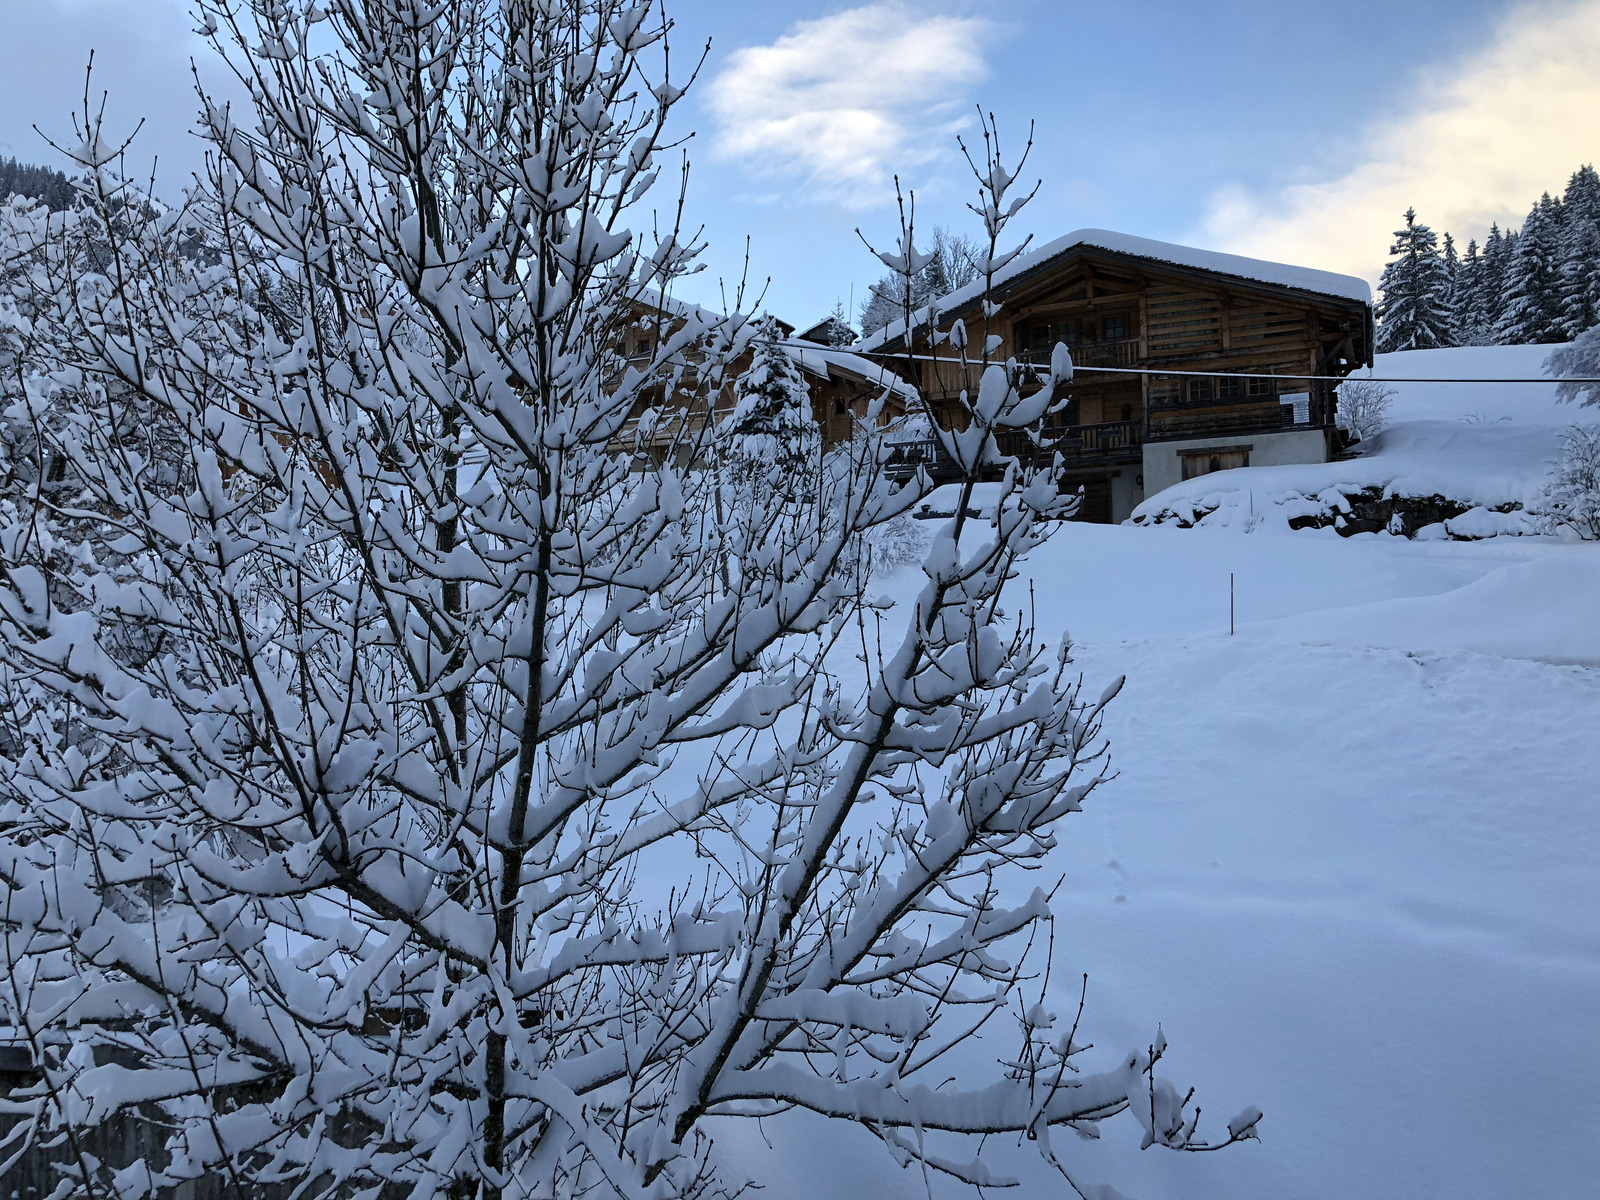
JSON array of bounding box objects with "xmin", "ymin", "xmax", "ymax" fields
[{"xmin": 1252, "ymin": 550, "xmax": 1600, "ymax": 663}]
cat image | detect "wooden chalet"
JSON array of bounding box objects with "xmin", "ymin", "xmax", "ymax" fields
[{"xmin": 860, "ymin": 230, "xmax": 1374, "ymax": 522}]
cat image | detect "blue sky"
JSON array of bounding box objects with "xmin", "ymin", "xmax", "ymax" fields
[{"xmin": 4, "ymin": 1, "xmax": 1596, "ymax": 327}]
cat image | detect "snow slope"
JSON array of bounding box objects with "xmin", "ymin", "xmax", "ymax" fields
[
  {"xmin": 723, "ymin": 517, "xmax": 1600, "ymax": 1200},
  {"xmin": 1133, "ymin": 344, "xmax": 1587, "ymax": 533}
]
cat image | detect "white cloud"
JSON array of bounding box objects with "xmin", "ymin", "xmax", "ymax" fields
[
  {"xmin": 1201, "ymin": 0, "xmax": 1600, "ymax": 282},
  {"xmin": 705, "ymin": 3, "xmax": 990, "ymax": 204}
]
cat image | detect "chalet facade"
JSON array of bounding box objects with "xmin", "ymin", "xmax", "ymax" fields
[{"xmin": 860, "ymin": 230, "xmax": 1374, "ymax": 522}]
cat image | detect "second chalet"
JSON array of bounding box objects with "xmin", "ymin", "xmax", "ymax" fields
[{"xmin": 858, "ymin": 230, "xmax": 1375, "ymax": 523}]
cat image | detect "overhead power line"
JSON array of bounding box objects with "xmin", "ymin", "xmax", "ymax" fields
[{"xmin": 835, "ymin": 347, "xmax": 1600, "ymax": 385}]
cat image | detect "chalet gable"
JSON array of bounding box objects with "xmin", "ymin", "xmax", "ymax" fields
[{"xmin": 861, "ymin": 229, "xmax": 1374, "ymax": 367}]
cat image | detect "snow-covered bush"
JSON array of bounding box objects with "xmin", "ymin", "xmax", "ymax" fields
[
  {"xmin": 1337, "ymin": 377, "xmax": 1398, "ymax": 443},
  {"xmin": 1540, "ymin": 423, "xmax": 1600, "ymax": 539},
  {"xmin": 861, "ymin": 509, "xmax": 929, "ymax": 577},
  {"xmin": 0, "ymin": 6, "xmax": 1254, "ymax": 1199},
  {"xmin": 1548, "ymin": 322, "xmax": 1600, "ymax": 407}
]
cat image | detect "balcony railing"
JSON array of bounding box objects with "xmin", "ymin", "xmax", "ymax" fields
[
  {"xmin": 1019, "ymin": 337, "xmax": 1142, "ymax": 370},
  {"xmin": 886, "ymin": 419, "xmax": 1142, "ymax": 482}
]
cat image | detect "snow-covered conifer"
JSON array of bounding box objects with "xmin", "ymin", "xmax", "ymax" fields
[
  {"xmin": 1557, "ymin": 166, "xmax": 1600, "ymax": 338},
  {"xmin": 722, "ymin": 314, "xmax": 821, "ymax": 479},
  {"xmin": 1375, "ymin": 208, "xmax": 1455, "ymax": 352},
  {"xmin": 820, "ymin": 299, "xmax": 857, "ymax": 346},
  {"xmin": 1498, "ymin": 195, "xmax": 1566, "ymax": 344},
  {"xmin": 1558, "ymin": 218, "xmax": 1600, "ymax": 338},
  {"xmin": 1478, "ymin": 224, "xmax": 1512, "ymax": 340},
  {"xmin": 0, "ymin": 5, "xmax": 1253, "ymax": 1198},
  {"xmin": 1454, "ymin": 238, "xmax": 1493, "ymax": 345},
  {"xmin": 1548, "ymin": 322, "xmax": 1600, "ymax": 407}
]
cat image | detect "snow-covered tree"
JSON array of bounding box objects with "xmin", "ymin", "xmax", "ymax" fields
[
  {"xmin": 1479, "ymin": 223, "xmax": 1513, "ymax": 340},
  {"xmin": 722, "ymin": 314, "xmax": 821, "ymax": 478},
  {"xmin": 0, "ymin": 158, "xmax": 76, "ymax": 212},
  {"xmin": 1539, "ymin": 423, "xmax": 1600, "ymax": 539},
  {"xmin": 1497, "ymin": 195, "xmax": 1566, "ymax": 344},
  {"xmin": 857, "ymin": 224, "xmax": 980, "ymax": 335},
  {"xmin": 1558, "ymin": 218, "xmax": 1600, "ymax": 338},
  {"xmin": 1375, "ymin": 208, "xmax": 1456, "ymax": 352},
  {"xmin": 818, "ymin": 298, "xmax": 857, "ymax": 346},
  {"xmin": 1336, "ymin": 377, "xmax": 1398, "ymax": 444},
  {"xmin": 1453, "ymin": 238, "xmax": 1494, "ymax": 345},
  {"xmin": 0, "ymin": 4, "xmax": 1254, "ymax": 1199},
  {"xmin": 1548, "ymin": 322, "xmax": 1600, "ymax": 407},
  {"xmin": 1557, "ymin": 167, "xmax": 1600, "ymax": 339}
]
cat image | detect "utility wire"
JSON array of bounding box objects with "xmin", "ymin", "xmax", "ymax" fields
[{"xmin": 834, "ymin": 346, "xmax": 1600, "ymax": 385}]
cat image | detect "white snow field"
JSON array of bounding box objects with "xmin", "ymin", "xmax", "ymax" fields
[{"xmin": 720, "ymin": 346, "xmax": 1600, "ymax": 1198}]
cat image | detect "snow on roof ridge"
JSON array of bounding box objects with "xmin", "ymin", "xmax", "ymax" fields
[{"xmin": 859, "ymin": 228, "xmax": 1373, "ymax": 352}]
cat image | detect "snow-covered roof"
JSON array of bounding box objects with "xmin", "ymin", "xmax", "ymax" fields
[
  {"xmin": 860, "ymin": 228, "xmax": 1373, "ymax": 352},
  {"xmin": 781, "ymin": 338, "xmax": 917, "ymax": 399}
]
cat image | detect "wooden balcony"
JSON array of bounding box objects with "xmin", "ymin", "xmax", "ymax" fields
[
  {"xmin": 1146, "ymin": 373, "xmax": 1331, "ymax": 442},
  {"xmin": 886, "ymin": 419, "xmax": 1142, "ymax": 484},
  {"xmin": 1019, "ymin": 337, "xmax": 1142, "ymax": 371}
]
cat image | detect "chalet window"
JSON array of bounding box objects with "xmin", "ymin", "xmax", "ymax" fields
[
  {"xmin": 1102, "ymin": 315, "xmax": 1126, "ymax": 341},
  {"xmin": 833, "ymin": 398, "xmax": 850, "ymax": 416},
  {"xmin": 1186, "ymin": 378, "xmax": 1212, "ymax": 404},
  {"xmin": 1029, "ymin": 325, "xmax": 1052, "ymax": 355},
  {"xmin": 1120, "ymin": 403, "xmax": 1133, "ymax": 422},
  {"xmin": 1218, "ymin": 376, "xmax": 1244, "ymax": 401},
  {"xmin": 1247, "ymin": 375, "xmax": 1275, "ymax": 397},
  {"xmin": 636, "ymin": 339, "xmax": 653, "ymax": 355}
]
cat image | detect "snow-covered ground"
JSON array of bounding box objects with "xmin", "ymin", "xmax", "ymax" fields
[
  {"xmin": 1132, "ymin": 344, "xmax": 1587, "ymax": 535},
  {"xmin": 722, "ymin": 362, "xmax": 1600, "ymax": 1197}
]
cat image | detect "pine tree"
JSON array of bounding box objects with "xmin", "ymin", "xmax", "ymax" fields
[
  {"xmin": 1562, "ymin": 164, "xmax": 1600, "ymax": 225},
  {"xmin": 1375, "ymin": 208, "xmax": 1455, "ymax": 353},
  {"xmin": 0, "ymin": 157, "xmax": 75, "ymax": 211},
  {"xmin": 1558, "ymin": 218, "xmax": 1600, "ymax": 338},
  {"xmin": 723, "ymin": 315, "xmax": 822, "ymax": 478},
  {"xmin": 1557, "ymin": 165, "xmax": 1600, "ymax": 338},
  {"xmin": 1441, "ymin": 231, "xmax": 1462, "ymax": 345},
  {"xmin": 1498, "ymin": 195, "xmax": 1566, "ymax": 344},
  {"xmin": 1454, "ymin": 238, "xmax": 1492, "ymax": 345},
  {"xmin": 820, "ymin": 299, "xmax": 857, "ymax": 346},
  {"xmin": 1479, "ymin": 224, "xmax": 1511, "ymax": 340}
]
